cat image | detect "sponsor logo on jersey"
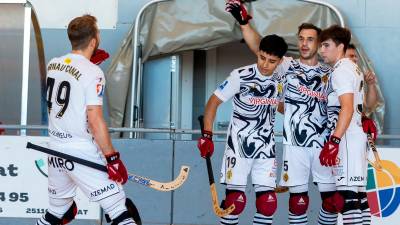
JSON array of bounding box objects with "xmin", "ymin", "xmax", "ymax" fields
[
  {"xmin": 48, "ymin": 187, "xmax": 56, "ymax": 195},
  {"xmin": 366, "ymin": 160, "xmax": 400, "ymax": 218},
  {"xmin": 218, "ymin": 80, "xmax": 228, "ymax": 90},
  {"xmin": 249, "ymin": 97, "xmax": 279, "ymax": 105},
  {"xmin": 48, "ymin": 157, "xmax": 75, "ymax": 171},
  {"xmin": 90, "ymin": 183, "xmax": 116, "ymax": 198},
  {"xmin": 48, "ymin": 129, "xmax": 73, "ymax": 139},
  {"xmin": 349, "ymin": 176, "xmax": 365, "ymax": 182},
  {"xmin": 337, "ymin": 176, "xmax": 345, "ymax": 182},
  {"xmin": 297, "ymin": 85, "xmax": 327, "ymax": 101}
]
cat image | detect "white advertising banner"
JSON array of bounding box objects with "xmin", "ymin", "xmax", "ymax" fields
[
  {"xmin": 338, "ymin": 147, "xmax": 400, "ymax": 225},
  {"xmin": 0, "ymin": 136, "xmax": 100, "ymax": 220},
  {"xmin": 29, "ymin": 0, "xmax": 118, "ymax": 29}
]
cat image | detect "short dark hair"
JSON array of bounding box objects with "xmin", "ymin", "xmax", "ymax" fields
[
  {"xmin": 298, "ymin": 23, "xmax": 322, "ymax": 36},
  {"xmin": 259, "ymin": 34, "xmax": 288, "ymax": 58},
  {"xmin": 67, "ymin": 15, "xmax": 98, "ymax": 50},
  {"xmin": 348, "ymin": 43, "xmax": 356, "ymax": 50},
  {"xmin": 319, "ymin": 25, "xmax": 351, "ymax": 52}
]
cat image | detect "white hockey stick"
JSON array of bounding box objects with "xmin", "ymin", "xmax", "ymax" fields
[{"xmin": 26, "ymin": 142, "xmax": 190, "ymax": 191}]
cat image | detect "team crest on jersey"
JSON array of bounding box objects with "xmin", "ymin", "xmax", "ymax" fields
[
  {"xmin": 322, "ymin": 74, "xmax": 329, "ymax": 84},
  {"xmin": 283, "ymin": 173, "xmax": 289, "ymax": 182},
  {"xmin": 218, "ymin": 80, "xmax": 228, "ymax": 90},
  {"xmin": 278, "ymin": 83, "xmax": 283, "ymax": 94},
  {"xmin": 64, "ymin": 58, "xmax": 71, "ymax": 64},
  {"xmin": 227, "ymin": 169, "xmax": 233, "ymax": 181},
  {"xmin": 96, "ymin": 78, "xmax": 104, "ymax": 97}
]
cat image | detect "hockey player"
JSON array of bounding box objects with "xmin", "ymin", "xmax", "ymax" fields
[
  {"xmin": 345, "ymin": 44, "xmax": 379, "ymax": 225},
  {"xmin": 225, "ymin": 1, "xmax": 338, "ymax": 224},
  {"xmin": 319, "ymin": 25, "xmax": 368, "ymax": 225},
  {"xmin": 197, "ymin": 34, "xmax": 287, "ymax": 225},
  {"xmin": 37, "ymin": 15, "xmax": 138, "ymax": 225}
]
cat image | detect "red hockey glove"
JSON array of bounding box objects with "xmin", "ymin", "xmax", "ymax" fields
[
  {"xmin": 197, "ymin": 130, "xmax": 214, "ymax": 158},
  {"xmin": 90, "ymin": 49, "xmax": 110, "ymax": 65},
  {"xmin": 0, "ymin": 121, "xmax": 5, "ymax": 135},
  {"xmin": 362, "ymin": 115, "xmax": 377, "ymax": 141},
  {"xmin": 225, "ymin": 0, "xmax": 252, "ymax": 25},
  {"xmin": 319, "ymin": 136, "xmax": 341, "ymax": 167},
  {"xmin": 105, "ymin": 152, "xmax": 128, "ymax": 184}
]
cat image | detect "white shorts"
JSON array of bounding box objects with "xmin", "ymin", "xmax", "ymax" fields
[
  {"xmin": 220, "ymin": 148, "xmax": 277, "ymax": 188},
  {"xmin": 279, "ymin": 144, "xmax": 335, "ymax": 187},
  {"xmin": 333, "ymin": 132, "xmax": 368, "ymax": 187},
  {"xmin": 47, "ymin": 142, "xmax": 125, "ymax": 203}
]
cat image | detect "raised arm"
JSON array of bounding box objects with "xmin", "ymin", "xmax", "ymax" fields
[
  {"xmin": 226, "ymin": 0, "xmax": 261, "ymax": 56},
  {"xmin": 364, "ymin": 70, "xmax": 378, "ymax": 110}
]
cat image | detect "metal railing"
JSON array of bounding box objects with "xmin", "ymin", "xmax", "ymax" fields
[{"xmin": 1, "ymin": 124, "xmax": 400, "ymax": 140}]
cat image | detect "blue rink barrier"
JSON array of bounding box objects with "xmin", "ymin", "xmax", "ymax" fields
[
  {"xmin": 0, "ymin": 126, "xmax": 398, "ymax": 225},
  {"xmin": 0, "ymin": 138, "xmax": 321, "ymax": 225}
]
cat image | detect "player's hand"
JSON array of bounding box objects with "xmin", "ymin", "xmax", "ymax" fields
[
  {"xmin": 105, "ymin": 152, "xmax": 128, "ymax": 184},
  {"xmin": 90, "ymin": 49, "xmax": 110, "ymax": 65},
  {"xmin": 364, "ymin": 70, "xmax": 377, "ymax": 85},
  {"xmin": 362, "ymin": 115, "xmax": 377, "ymax": 141},
  {"xmin": 197, "ymin": 130, "xmax": 214, "ymax": 158},
  {"xmin": 225, "ymin": 0, "xmax": 252, "ymax": 25},
  {"xmin": 319, "ymin": 136, "xmax": 341, "ymax": 167}
]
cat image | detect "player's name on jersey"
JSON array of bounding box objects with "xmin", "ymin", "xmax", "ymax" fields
[
  {"xmin": 297, "ymin": 85, "xmax": 327, "ymax": 101},
  {"xmin": 47, "ymin": 62, "xmax": 82, "ymax": 81}
]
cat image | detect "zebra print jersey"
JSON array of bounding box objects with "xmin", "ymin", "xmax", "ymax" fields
[
  {"xmin": 326, "ymin": 58, "xmax": 365, "ymax": 134},
  {"xmin": 281, "ymin": 57, "xmax": 332, "ymax": 148},
  {"xmin": 214, "ymin": 64, "xmax": 285, "ymax": 159}
]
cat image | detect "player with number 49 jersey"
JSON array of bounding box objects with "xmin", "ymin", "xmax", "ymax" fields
[{"xmin": 46, "ymin": 53, "xmax": 105, "ymax": 145}]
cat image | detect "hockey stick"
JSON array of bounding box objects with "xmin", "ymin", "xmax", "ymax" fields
[
  {"xmin": 26, "ymin": 142, "xmax": 189, "ymax": 191},
  {"xmin": 367, "ymin": 134, "xmax": 382, "ymax": 170},
  {"xmin": 198, "ymin": 116, "xmax": 235, "ymax": 217}
]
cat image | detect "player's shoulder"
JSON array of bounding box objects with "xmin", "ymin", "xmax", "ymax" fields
[
  {"xmin": 333, "ymin": 58, "xmax": 357, "ymax": 75},
  {"xmin": 318, "ymin": 62, "xmax": 332, "ymax": 73},
  {"xmin": 231, "ymin": 63, "xmax": 258, "ymax": 77},
  {"xmin": 72, "ymin": 55, "xmax": 104, "ymax": 81}
]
